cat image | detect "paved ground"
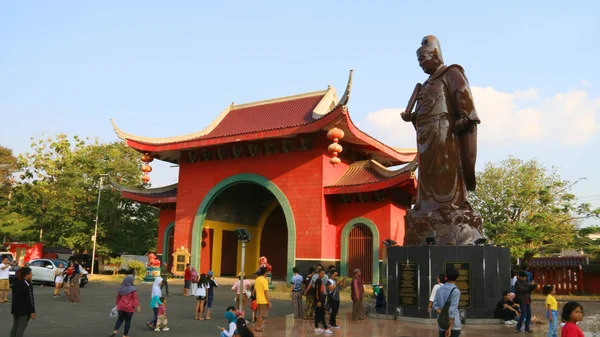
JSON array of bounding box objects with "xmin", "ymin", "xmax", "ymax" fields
[{"xmin": 0, "ymin": 278, "xmax": 599, "ymax": 336}]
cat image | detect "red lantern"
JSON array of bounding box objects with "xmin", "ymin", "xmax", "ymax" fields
[
  {"xmin": 330, "ymin": 157, "xmax": 341, "ymax": 166},
  {"xmin": 141, "ymin": 153, "xmax": 154, "ymax": 163},
  {"xmin": 327, "ymin": 127, "xmax": 345, "ymax": 142},
  {"xmin": 327, "ymin": 143, "xmax": 343, "ymax": 157},
  {"xmin": 141, "ymin": 165, "xmax": 152, "ymax": 173},
  {"xmin": 142, "ymin": 174, "xmax": 150, "ymax": 183}
]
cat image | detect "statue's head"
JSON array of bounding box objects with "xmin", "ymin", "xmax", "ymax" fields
[{"xmin": 417, "ymin": 35, "xmax": 444, "ymax": 75}]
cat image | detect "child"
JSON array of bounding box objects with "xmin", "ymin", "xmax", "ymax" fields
[
  {"xmin": 543, "ymin": 285, "xmax": 558, "ymax": 337},
  {"xmin": 195, "ymin": 273, "xmax": 209, "ymax": 320},
  {"xmin": 147, "ymin": 277, "xmax": 163, "ymax": 329},
  {"xmin": 561, "ymin": 301, "xmax": 584, "ymax": 337},
  {"xmin": 205, "ymin": 270, "xmax": 218, "ymax": 320},
  {"xmin": 249, "ymin": 284, "xmax": 257, "ymax": 322},
  {"xmin": 154, "ymin": 296, "xmax": 170, "ymax": 331}
]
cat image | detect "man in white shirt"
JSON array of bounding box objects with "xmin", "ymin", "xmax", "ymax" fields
[
  {"xmin": 428, "ymin": 273, "xmax": 446, "ymax": 313},
  {"xmin": 0, "ymin": 256, "xmax": 12, "ymax": 303}
]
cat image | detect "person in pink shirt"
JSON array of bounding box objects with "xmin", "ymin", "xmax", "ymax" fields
[
  {"xmin": 155, "ymin": 296, "xmax": 170, "ymax": 331},
  {"xmin": 231, "ymin": 273, "xmax": 252, "ymax": 315},
  {"xmin": 110, "ymin": 275, "xmax": 140, "ymax": 337}
]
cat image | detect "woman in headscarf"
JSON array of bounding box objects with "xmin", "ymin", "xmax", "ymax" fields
[
  {"xmin": 219, "ymin": 309, "xmax": 238, "ymax": 337},
  {"xmin": 146, "ymin": 277, "xmax": 163, "ymax": 329},
  {"xmin": 190, "ymin": 267, "xmax": 199, "ymax": 297},
  {"xmin": 68, "ymin": 261, "xmax": 82, "ymax": 302},
  {"xmin": 110, "ymin": 276, "xmax": 140, "ymax": 337}
]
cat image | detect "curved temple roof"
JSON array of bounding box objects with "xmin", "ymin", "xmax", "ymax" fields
[
  {"xmin": 324, "ymin": 159, "xmax": 417, "ymax": 194},
  {"xmin": 111, "ymin": 180, "xmax": 177, "ymax": 205},
  {"xmin": 110, "ymin": 71, "xmax": 417, "ymax": 166}
]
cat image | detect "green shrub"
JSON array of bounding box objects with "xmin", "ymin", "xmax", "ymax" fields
[
  {"xmin": 109, "ymin": 257, "xmax": 124, "ymax": 268},
  {"xmin": 128, "ymin": 260, "xmax": 146, "ymax": 280}
]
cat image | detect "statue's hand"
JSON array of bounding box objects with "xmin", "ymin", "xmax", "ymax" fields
[
  {"xmin": 401, "ymin": 110, "xmax": 413, "ymax": 122},
  {"xmin": 455, "ymin": 117, "xmax": 469, "ymax": 132}
]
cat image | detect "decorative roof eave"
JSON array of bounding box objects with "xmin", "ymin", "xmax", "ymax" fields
[
  {"xmin": 339, "ymin": 111, "xmax": 417, "ymax": 164},
  {"xmin": 323, "ymin": 159, "xmax": 418, "ymax": 195},
  {"xmin": 111, "ymin": 88, "xmax": 334, "ymax": 149},
  {"xmin": 121, "ymin": 191, "xmax": 177, "ymax": 205},
  {"xmin": 323, "ymin": 171, "xmax": 416, "ymax": 195},
  {"xmin": 111, "ymin": 180, "xmax": 178, "ymax": 205},
  {"xmin": 123, "ymin": 105, "xmax": 347, "ymax": 153},
  {"xmin": 111, "ymin": 103, "xmax": 233, "ymax": 144}
]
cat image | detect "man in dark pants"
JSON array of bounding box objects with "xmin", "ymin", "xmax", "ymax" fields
[
  {"xmin": 515, "ymin": 271, "xmax": 537, "ymax": 333},
  {"xmin": 11, "ymin": 267, "xmax": 35, "ymax": 337},
  {"xmin": 160, "ymin": 262, "xmax": 169, "ymax": 296},
  {"xmin": 327, "ymin": 270, "xmax": 342, "ymax": 329}
]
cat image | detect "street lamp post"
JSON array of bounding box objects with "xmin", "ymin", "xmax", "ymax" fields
[
  {"xmin": 234, "ymin": 228, "xmax": 252, "ymax": 314},
  {"xmin": 91, "ymin": 174, "xmax": 108, "ymax": 275}
]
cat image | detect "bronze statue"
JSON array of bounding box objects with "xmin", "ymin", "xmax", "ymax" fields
[{"xmin": 401, "ymin": 35, "xmax": 484, "ymax": 246}]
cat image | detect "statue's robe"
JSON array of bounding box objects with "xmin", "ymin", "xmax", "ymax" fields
[{"xmin": 413, "ymin": 64, "xmax": 480, "ymax": 212}]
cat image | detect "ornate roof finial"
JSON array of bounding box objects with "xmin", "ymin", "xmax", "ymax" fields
[{"xmin": 332, "ymin": 69, "xmax": 353, "ymax": 111}]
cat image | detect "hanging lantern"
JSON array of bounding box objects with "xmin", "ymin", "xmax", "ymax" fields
[
  {"xmin": 326, "ymin": 127, "xmax": 345, "ymax": 166},
  {"xmin": 327, "ymin": 127, "xmax": 345, "ymax": 142},
  {"xmin": 141, "ymin": 165, "xmax": 153, "ymax": 173},
  {"xmin": 327, "ymin": 143, "xmax": 343, "ymax": 157},
  {"xmin": 142, "ymin": 174, "xmax": 151, "ymax": 183},
  {"xmin": 141, "ymin": 153, "xmax": 154, "ymax": 163}
]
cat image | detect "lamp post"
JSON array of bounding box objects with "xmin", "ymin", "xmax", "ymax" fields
[
  {"xmin": 234, "ymin": 228, "xmax": 251, "ymax": 314},
  {"xmin": 91, "ymin": 174, "xmax": 108, "ymax": 275}
]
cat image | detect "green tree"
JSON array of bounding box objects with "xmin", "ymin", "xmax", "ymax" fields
[
  {"xmin": 470, "ymin": 156, "xmax": 600, "ymax": 258},
  {"xmin": 9, "ymin": 134, "xmax": 158, "ymax": 254},
  {"xmin": 0, "ymin": 145, "xmax": 36, "ymax": 241},
  {"xmin": 572, "ymin": 226, "xmax": 600, "ymax": 262}
]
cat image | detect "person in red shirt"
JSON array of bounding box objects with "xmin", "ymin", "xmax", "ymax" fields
[
  {"xmin": 110, "ymin": 275, "xmax": 140, "ymax": 337},
  {"xmin": 183, "ymin": 264, "xmax": 192, "ymax": 297},
  {"xmin": 561, "ymin": 301, "xmax": 584, "ymax": 337}
]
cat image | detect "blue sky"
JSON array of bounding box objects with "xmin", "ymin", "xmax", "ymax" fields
[{"xmin": 1, "ymin": 1, "xmax": 599, "ymax": 225}]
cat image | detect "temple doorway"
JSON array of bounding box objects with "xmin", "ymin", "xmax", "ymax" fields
[
  {"xmin": 348, "ymin": 223, "xmax": 374, "ymax": 283},
  {"xmin": 259, "ymin": 205, "xmax": 288, "ymax": 279},
  {"xmin": 220, "ymin": 230, "xmax": 239, "ymax": 276}
]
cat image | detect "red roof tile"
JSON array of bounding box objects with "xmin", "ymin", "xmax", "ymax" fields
[
  {"xmin": 203, "ymin": 95, "xmax": 324, "ymax": 139},
  {"xmin": 326, "ymin": 159, "xmax": 417, "ymax": 188},
  {"xmin": 528, "ymin": 257, "xmax": 586, "ymax": 268}
]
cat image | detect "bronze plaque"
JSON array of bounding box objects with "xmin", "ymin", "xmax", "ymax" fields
[
  {"xmin": 176, "ymin": 264, "xmax": 184, "ymax": 272},
  {"xmin": 445, "ymin": 262, "xmax": 471, "ymax": 308},
  {"xmin": 397, "ymin": 262, "xmax": 419, "ymax": 306},
  {"xmin": 177, "ymin": 255, "xmax": 185, "ymax": 263}
]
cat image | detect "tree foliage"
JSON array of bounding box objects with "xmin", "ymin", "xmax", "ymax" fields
[
  {"xmin": 470, "ymin": 156, "xmax": 600, "ymax": 258},
  {"xmin": 0, "ymin": 146, "xmax": 36, "ymax": 241},
  {"xmin": 5, "ymin": 134, "xmax": 158, "ymax": 255},
  {"xmin": 573, "ymin": 226, "xmax": 600, "ymax": 262}
]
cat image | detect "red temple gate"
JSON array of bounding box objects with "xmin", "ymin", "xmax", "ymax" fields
[{"xmin": 530, "ymin": 257, "xmax": 586, "ymax": 294}]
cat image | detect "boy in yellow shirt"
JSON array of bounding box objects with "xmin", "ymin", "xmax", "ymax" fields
[{"xmin": 543, "ymin": 285, "xmax": 558, "ymax": 337}]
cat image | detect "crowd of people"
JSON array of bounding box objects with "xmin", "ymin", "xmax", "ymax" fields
[{"xmin": 2, "ymin": 257, "xmax": 590, "ymax": 337}]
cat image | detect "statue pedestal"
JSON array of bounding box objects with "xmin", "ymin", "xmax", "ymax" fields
[
  {"xmin": 143, "ymin": 266, "xmax": 161, "ymax": 283},
  {"xmin": 404, "ymin": 209, "xmax": 483, "ymax": 246},
  {"xmin": 385, "ymin": 245, "xmax": 511, "ymax": 320}
]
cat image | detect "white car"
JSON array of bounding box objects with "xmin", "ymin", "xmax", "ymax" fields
[{"xmin": 28, "ymin": 259, "xmax": 70, "ymax": 284}]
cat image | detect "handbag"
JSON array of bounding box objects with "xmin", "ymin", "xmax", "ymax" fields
[{"xmin": 110, "ymin": 306, "xmax": 118, "ymax": 318}]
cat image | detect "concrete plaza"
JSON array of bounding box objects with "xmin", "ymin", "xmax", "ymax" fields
[{"xmin": 0, "ymin": 279, "xmax": 599, "ymax": 336}]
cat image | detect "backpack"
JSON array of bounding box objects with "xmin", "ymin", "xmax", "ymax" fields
[
  {"xmin": 437, "ymin": 287, "xmax": 456, "ymax": 330},
  {"xmin": 236, "ymin": 317, "xmax": 254, "ymax": 337}
]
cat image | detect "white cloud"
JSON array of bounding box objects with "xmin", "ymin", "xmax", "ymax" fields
[{"xmin": 361, "ymin": 86, "xmax": 600, "ymax": 147}]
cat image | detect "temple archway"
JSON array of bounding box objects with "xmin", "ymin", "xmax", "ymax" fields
[
  {"xmin": 191, "ymin": 174, "xmax": 296, "ymax": 280},
  {"xmin": 340, "ymin": 217, "xmax": 380, "ymax": 284}
]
